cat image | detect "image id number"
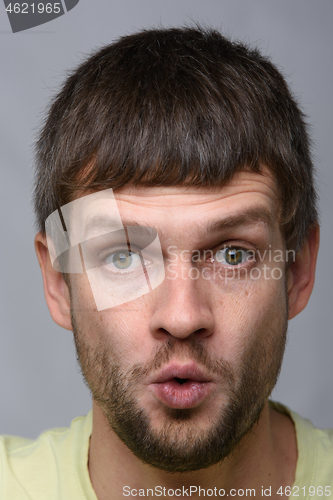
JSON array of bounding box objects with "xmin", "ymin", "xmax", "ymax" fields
[{"xmin": 5, "ymin": 3, "xmax": 61, "ymax": 14}]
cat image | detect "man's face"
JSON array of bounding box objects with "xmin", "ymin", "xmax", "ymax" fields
[{"xmin": 69, "ymin": 169, "xmax": 289, "ymax": 472}]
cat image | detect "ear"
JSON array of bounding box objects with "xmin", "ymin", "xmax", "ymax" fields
[
  {"xmin": 287, "ymin": 224, "xmax": 320, "ymax": 320},
  {"xmin": 35, "ymin": 232, "xmax": 72, "ymax": 330}
]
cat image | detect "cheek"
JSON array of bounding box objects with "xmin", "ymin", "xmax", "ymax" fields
[
  {"xmin": 70, "ymin": 273, "xmax": 150, "ymax": 362},
  {"xmin": 69, "ymin": 272, "xmax": 96, "ymax": 312},
  {"xmin": 98, "ymin": 309, "xmax": 149, "ymax": 363},
  {"xmin": 211, "ymin": 275, "xmax": 287, "ymax": 362}
]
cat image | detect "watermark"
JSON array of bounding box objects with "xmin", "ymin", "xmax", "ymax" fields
[
  {"xmin": 123, "ymin": 485, "xmax": 332, "ymax": 497},
  {"xmin": 166, "ymin": 262, "xmax": 284, "ymax": 283},
  {"xmin": 3, "ymin": 0, "xmax": 79, "ymax": 33},
  {"xmin": 167, "ymin": 246, "xmax": 296, "ymax": 266},
  {"xmin": 45, "ymin": 189, "xmax": 165, "ymax": 311},
  {"xmin": 123, "ymin": 485, "xmax": 256, "ymax": 497},
  {"xmin": 165, "ymin": 245, "xmax": 295, "ymax": 283}
]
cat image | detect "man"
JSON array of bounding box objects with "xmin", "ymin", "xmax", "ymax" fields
[{"xmin": 1, "ymin": 26, "xmax": 331, "ymax": 499}]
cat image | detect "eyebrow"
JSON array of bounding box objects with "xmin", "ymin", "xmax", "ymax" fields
[
  {"xmin": 203, "ymin": 206, "xmax": 275, "ymax": 235},
  {"xmin": 82, "ymin": 206, "xmax": 274, "ymax": 241},
  {"xmin": 83, "ymin": 216, "xmax": 155, "ymax": 240}
]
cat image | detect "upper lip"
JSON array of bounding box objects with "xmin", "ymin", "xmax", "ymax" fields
[{"xmin": 149, "ymin": 362, "xmax": 212, "ymax": 384}]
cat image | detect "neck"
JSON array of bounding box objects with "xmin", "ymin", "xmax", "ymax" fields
[{"xmin": 88, "ymin": 400, "xmax": 297, "ymax": 500}]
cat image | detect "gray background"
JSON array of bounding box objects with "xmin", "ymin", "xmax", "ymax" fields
[{"xmin": 0, "ymin": 0, "xmax": 332, "ymax": 439}]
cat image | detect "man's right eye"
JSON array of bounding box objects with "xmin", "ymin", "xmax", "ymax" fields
[{"xmin": 104, "ymin": 250, "xmax": 142, "ymax": 271}]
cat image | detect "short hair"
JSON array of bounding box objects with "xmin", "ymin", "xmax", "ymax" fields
[{"xmin": 34, "ymin": 26, "xmax": 318, "ymax": 251}]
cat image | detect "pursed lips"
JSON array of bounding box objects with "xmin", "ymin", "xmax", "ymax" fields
[{"xmin": 147, "ymin": 362, "xmax": 214, "ymax": 409}]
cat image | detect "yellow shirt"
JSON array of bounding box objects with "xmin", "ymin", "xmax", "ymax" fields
[
  {"xmin": 0, "ymin": 411, "xmax": 97, "ymax": 500},
  {"xmin": 1, "ymin": 402, "xmax": 333, "ymax": 499}
]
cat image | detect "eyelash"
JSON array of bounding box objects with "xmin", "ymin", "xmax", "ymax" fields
[{"xmin": 206, "ymin": 246, "xmax": 255, "ymax": 266}]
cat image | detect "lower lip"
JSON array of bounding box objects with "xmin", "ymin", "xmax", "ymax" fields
[{"xmin": 150, "ymin": 380, "xmax": 212, "ymax": 409}]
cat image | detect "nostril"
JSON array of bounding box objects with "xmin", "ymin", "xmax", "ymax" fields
[{"xmin": 174, "ymin": 378, "xmax": 188, "ymax": 385}]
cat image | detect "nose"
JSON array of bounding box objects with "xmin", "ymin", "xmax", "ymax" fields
[{"xmin": 149, "ymin": 263, "xmax": 215, "ymax": 341}]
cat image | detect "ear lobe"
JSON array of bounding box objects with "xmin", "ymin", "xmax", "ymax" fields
[
  {"xmin": 35, "ymin": 232, "xmax": 73, "ymax": 331},
  {"xmin": 287, "ymin": 225, "xmax": 320, "ymax": 320}
]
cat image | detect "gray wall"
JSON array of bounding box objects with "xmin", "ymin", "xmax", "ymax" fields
[{"xmin": 0, "ymin": 0, "xmax": 332, "ymax": 439}]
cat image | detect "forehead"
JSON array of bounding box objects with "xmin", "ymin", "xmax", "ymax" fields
[
  {"xmin": 112, "ymin": 169, "xmax": 279, "ymax": 224},
  {"xmin": 64, "ymin": 168, "xmax": 281, "ymax": 249}
]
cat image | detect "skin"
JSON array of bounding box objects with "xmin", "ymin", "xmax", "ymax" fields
[{"xmin": 35, "ymin": 169, "xmax": 319, "ymax": 499}]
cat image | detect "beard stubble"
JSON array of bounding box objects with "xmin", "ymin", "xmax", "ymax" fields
[{"xmin": 71, "ymin": 301, "xmax": 288, "ymax": 473}]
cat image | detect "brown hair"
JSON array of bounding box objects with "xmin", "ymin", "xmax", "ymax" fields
[{"xmin": 34, "ymin": 26, "xmax": 318, "ymax": 250}]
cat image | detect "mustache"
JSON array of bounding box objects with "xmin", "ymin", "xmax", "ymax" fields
[{"xmin": 129, "ymin": 338, "xmax": 235, "ymax": 385}]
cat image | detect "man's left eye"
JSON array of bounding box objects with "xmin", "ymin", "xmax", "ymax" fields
[{"xmin": 214, "ymin": 247, "xmax": 252, "ymax": 266}]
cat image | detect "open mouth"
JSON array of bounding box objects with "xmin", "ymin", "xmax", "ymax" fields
[{"xmin": 174, "ymin": 377, "xmax": 188, "ymax": 385}]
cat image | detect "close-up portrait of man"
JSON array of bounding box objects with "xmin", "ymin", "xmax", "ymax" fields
[{"xmin": 0, "ymin": 2, "xmax": 333, "ymax": 500}]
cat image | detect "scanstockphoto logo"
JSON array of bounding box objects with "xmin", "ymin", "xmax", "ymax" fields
[{"xmin": 3, "ymin": 0, "xmax": 79, "ymax": 32}]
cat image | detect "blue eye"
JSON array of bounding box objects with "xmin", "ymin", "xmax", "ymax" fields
[
  {"xmin": 104, "ymin": 250, "xmax": 141, "ymax": 271},
  {"xmin": 215, "ymin": 248, "xmax": 251, "ymax": 266}
]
